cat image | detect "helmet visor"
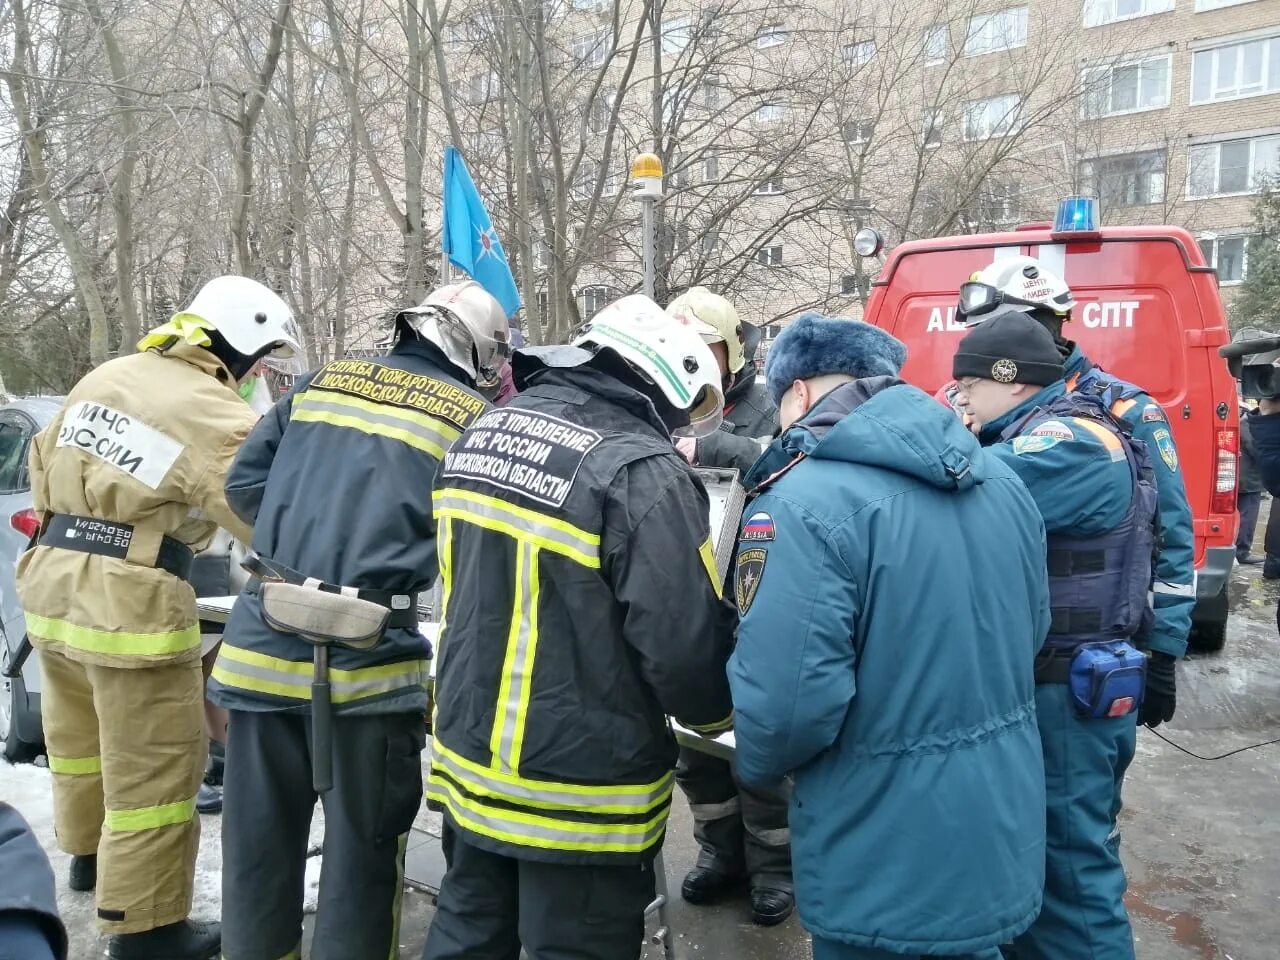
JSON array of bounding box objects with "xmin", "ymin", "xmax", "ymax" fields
[
  {"xmin": 956, "ymin": 282, "xmax": 1041, "ymax": 325},
  {"xmin": 672, "ymin": 383, "xmax": 724, "ymax": 439}
]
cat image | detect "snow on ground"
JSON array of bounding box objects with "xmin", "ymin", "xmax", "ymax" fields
[{"xmin": 0, "ymin": 757, "xmax": 325, "ymax": 958}]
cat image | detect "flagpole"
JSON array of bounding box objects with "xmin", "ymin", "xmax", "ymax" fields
[{"xmin": 440, "ymin": 149, "xmax": 451, "ymax": 286}]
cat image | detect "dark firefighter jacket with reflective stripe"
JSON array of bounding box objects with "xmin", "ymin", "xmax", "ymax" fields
[
  {"xmin": 694, "ymin": 370, "xmax": 777, "ymax": 476},
  {"xmin": 208, "ymin": 340, "xmax": 488, "ymax": 716},
  {"xmin": 428, "ymin": 362, "xmax": 736, "ymax": 865}
]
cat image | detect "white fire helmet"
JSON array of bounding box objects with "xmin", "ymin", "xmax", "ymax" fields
[
  {"xmin": 574, "ymin": 294, "xmax": 724, "ymax": 438},
  {"xmin": 396, "ymin": 280, "xmax": 511, "ymax": 389},
  {"xmin": 958, "ymin": 255, "xmax": 1076, "ymax": 325},
  {"xmin": 184, "ymin": 276, "xmax": 303, "ymax": 372},
  {"xmin": 666, "ymin": 287, "xmax": 746, "ymax": 375}
]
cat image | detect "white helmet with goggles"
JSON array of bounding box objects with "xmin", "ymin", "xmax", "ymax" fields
[{"xmin": 957, "ymin": 256, "xmax": 1076, "ymax": 326}]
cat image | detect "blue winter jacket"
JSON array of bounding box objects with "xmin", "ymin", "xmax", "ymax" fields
[
  {"xmin": 1064, "ymin": 346, "xmax": 1193, "ymax": 658},
  {"xmin": 728, "ymin": 377, "xmax": 1049, "ymax": 955}
]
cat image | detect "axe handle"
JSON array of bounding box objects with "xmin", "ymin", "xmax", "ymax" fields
[{"xmin": 312, "ymin": 646, "xmax": 333, "ymax": 793}]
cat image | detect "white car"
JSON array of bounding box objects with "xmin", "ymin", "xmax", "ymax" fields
[{"xmin": 0, "ymin": 395, "xmax": 61, "ymax": 762}]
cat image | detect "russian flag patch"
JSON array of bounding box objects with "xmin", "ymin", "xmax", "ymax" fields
[{"xmin": 742, "ymin": 511, "xmax": 775, "ymax": 542}]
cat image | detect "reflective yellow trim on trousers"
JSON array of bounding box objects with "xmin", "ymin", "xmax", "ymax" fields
[
  {"xmin": 104, "ymin": 797, "xmax": 196, "ymax": 833},
  {"xmin": 431, "ymin": 740, "xmax": 674, "ymax": 806},
  {"xmin": 698, "ymin": 538, "xmax": 722, "ymax": 598},
  {"xmin": 213, "ymin": 644, "xmax": 429, "ymax": 704},
  {"xmin": 686, "ymin": 710, "xmax": 734, "ymax": 735},
  {"xmin": 292, "ymin": 389, "xmax": 461, "ymax": 460},
  {"xmin": 427, "ymin": 777, "xmax": 669, "ymax": 854},
  {"xmin": 26, "ymin": 612, "xmax": 200, "ymax": 657},
  {"xmin": 433, "ymin": 489, "xmax": 600, "ymax": 568},
  {"xmin": 48, "ymin": 754, "xmax": 102, "ymax": 775}
]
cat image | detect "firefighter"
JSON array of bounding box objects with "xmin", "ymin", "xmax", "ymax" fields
[
  {"xmin": 728, "ymin": 313, "xmax": 1049, "ymax": 960},
  {"xmin": 953, "ymin": 312, "xmax": 1157, "ymax": 960},
  {"xmin": 209, "ymin": 280, "xmax": 504, "ymax": 960},
  {"xmin": 15, "ymin": 276, "xmax": 301, "ymax": 960},
  {"xmin": 956, "ymin": 257, "xmax": 1186, "ymax": 728},
  {"xmin": 423, "ymin": 294, "xmax": 736, "ymax": 960},
  {"xmin": 663, "ymin": 287, "xmax": 792, "ymax": 925}
]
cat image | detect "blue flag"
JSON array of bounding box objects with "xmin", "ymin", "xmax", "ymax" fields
[{"xmin": 442, "ymin": 145, "xmax": 522, "ymax": 319}]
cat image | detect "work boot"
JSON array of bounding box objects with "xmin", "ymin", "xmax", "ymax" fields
[
  {"xmin": 68, "ymin": 854, "xmax": 96, "ymax": 891},
  {"xmin": 681, "ymin": 865, "xmax": 743, "ymax": 905},
  {"xmin": 107, "ymin": 919, "xmax": 220, "ymax": 960},
  {"xmin": 750, "ymin": 886, "xmax": 794, "ymax": 926},
  {"xmin": 1265, "ymin": 556, "xmax": 1280, "ymax": 579},
  {"xmin": 1238, "ymin": 553, "xmax": 1265, "ymax": 565},
  {"xmin": 196, "ymin": 740, "xmax": 224, "ymax": 815}
]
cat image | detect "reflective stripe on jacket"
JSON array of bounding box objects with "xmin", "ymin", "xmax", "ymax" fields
[{"xmin": 428, "ymin": 363, "xmax": 735, "ymax": 864}]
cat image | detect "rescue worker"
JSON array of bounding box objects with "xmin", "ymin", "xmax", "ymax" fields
[
  {"xmin": 956, "ymin": 257, "xmax": 1185, "ymax": 725},
  {"xmin": 15, "ymin": 276, "xmax": 301, "ymax": 960},
  {"xmin": 663, "ymin": 287, "xmax": 792, "ymax": 924},
  {"xmin": 953, "ymin": 312, "xmax": 1158, "ymax": 960},
  {"xmin": 423, "ymin": 294, "xmax": 736, "ymax": 960},
  {"xmin": 728, "ymin": 313, "xmax": 1050, "ymax": 960},
  {"xmin": 0, "ymin": 802, "xmax": 68, "ymax": 960},
  {"xmin": 210, "ymin": 280, "xmax": 503, "ymax": 960}
]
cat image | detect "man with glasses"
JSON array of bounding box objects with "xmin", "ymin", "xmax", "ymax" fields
[
  {"xmin": 954, "ymin": 257, "xmax": 1186, "ymax": 731},
  {"xmin": 952, "ymin": 311, "xmax": 1158, "ymax": 960}
]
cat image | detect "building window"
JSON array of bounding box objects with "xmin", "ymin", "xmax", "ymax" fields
[
  {"xmin": 703, "ymin": 75, "xmax": 721, "ymax": 110},
  {"xmin": 570, "ymin": 0, "xmax": 607, "ymax": 11},
  {"xmin": 1083, "ymin": 55, "xmax": 1171, "ymax": 117},
  {"xmin": 1196, "ymin": 0, "xmax": 1263, "ymax": 8},
  {"xmin": 755, "ymin": 102, "xmax": 786, "ymax": 124},
  {"xmin": 755, "ymin": 176, "xmax": 784, "ymax": 195},
  {"xmin": 840, "ymin": 273, "xmax": 862, "ymax": 295},
  {"xmin": 1198, "ymin": 235, "xmax": 1252, "ymax": 284},
  {"xmin": 842, "ymin": 119, "xmax": 875, "ymax": 145},
  {"xmin": 757, "ymin": 24, "xmax": 786, "ymax": 49},
  {"xmin": 587, "ymin": 90, "xmax": 615, "ymax": 135},
  {"xmin": 756, "ymin": 244, "xmax": 783, "ymax": 267},
  {"xmin": 964, "ymin": 7, "xmax": 1028, "ymax": 57},
  {"xmin": 662, "ymin": 15, "xmax": 691, "ymax": 54},
  {"xmin": 923, "ymin": 109, "xmax": 943, "ymax": 147},
  {"xmin": 703, "ymin": 155, "xmax": 720, "ymax": 181},
  {"xmin": 702, "ymin": 230, "xmax": 721, "ymax": 255},
  {"xmin": 468, "ymin": 71, "xmax": 498, "ymax": 104},
  {"xmin": 843, "ymin": 40, "xmax": 876, "ymax": 65},
  {"xmin": 924, "ymin": 25, "xmax": 948, "ymax": 64},
  {"xmin": 975, "ymin": 180, "xmax": 1021, "ymax": 223},
  {"xmin": 1079, "ymin": 149, "xmax": 1167, "ymax": 207},
  {"xmin": 1084, "ymin": 0, "xmax": 1175, "ymax": 27},
  {"xmin": 961, "ymin": 94, "xmax": 1023, "ymax": 141},
  {"xmin": 1188, "ymin": 135, "xmax": 1280, "ymax": 197},
  {"xmin": 572, "ymin": 30, "xmax": 607, "ymax": 66},
  {"xmin": 579, "ymin": 285, "xmax": 614, "ymax": 318},
  {"xmin": 1192, "ymin": 35, "xmax": 1280, "ymax": 104},
  {"xmin": 445, "ymin": 24, "xmax": 466, "ymax": 52},
  {"xmin": 572, "ymin": 160, "xmax": 598, "ymax": 199}
]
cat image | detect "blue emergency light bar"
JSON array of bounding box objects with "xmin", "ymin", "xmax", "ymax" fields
[{"xmin": 1054, "ymin": 196, "xmax": 1100, "ymax": 233}]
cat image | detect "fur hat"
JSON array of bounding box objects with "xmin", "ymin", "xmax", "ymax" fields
[{"xmin": 765, "ymin": 312, "xmax": 907, "ymax": 406}]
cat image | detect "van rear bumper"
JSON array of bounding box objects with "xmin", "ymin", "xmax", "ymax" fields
[{"xmin": 1196, "ymin": 546, "xmax": 1236, "ymax": 601}]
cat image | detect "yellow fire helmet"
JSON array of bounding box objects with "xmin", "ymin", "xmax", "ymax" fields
[{"xmin": 666, "ymin": 287, "xmax": 746, "ymax": 375}]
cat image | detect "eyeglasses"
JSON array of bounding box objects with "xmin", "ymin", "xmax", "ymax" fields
[{"xmin": 955, "ymin": 377, "xmax": 981, "ymax": 392}]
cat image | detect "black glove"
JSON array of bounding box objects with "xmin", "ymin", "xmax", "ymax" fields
[{"xmin": 1140, "ymin": 652, "xmax": 1177, "ymax": 728}]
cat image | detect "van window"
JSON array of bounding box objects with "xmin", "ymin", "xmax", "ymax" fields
[{"xmin": 0, "ymin": 421, "xmax": 29, "ymax": 493}]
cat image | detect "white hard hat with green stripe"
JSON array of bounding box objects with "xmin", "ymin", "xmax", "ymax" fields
[{"xmin": 574, "ymin": 294, "xmax": 724, "ymax": 438}]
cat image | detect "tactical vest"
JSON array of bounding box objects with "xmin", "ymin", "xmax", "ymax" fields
[{"xmin": 1000, "ymin": 390, "xmax": 1160, "ymax": 658}]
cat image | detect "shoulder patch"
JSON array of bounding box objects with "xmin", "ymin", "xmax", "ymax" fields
[
  {"xmin": 1029, "ymin": 420, "xmax": 1074, "ymax": 441},
  {"xmin": 1141, "ymin": 403, "xmax": 1166, "ymax": 424},
  {"xmin": 56, "ymin": 401, "xmax": 184, "ymax": 490},
  {"xmin": 1012, "ymin": 434, "xmax": 1064, "ymax": 456},
  {"xmin": 440, "ymin": 408, "xmax": 603, "ymax": 508},
  {"xmin": 1152, "ymin": 427, "xmax": 1178, "ymax": 471},
  {"xmin": 741, "ymin": 511, "xmax": 775, "ymax": 542},
  {"xmin": 735, "ymin": 547, "xmax": 769, "ymax": 614}
]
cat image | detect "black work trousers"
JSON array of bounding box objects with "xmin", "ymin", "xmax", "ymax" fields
[
  {"xmin": 221, "ymin": 710, "xmax": 425, "ymax": 960},
  {"xmin": 675, "ymin": 746, "xmax": 792, "ymax": 890},
  {"xmin": 421, "ymin": 824, "xmax": 657, "ymax": 960}
]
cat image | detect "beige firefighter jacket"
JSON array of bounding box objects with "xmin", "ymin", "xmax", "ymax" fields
[{"xmin": 17, "ymin": 341, "xmax": 257, "ymax": 668}]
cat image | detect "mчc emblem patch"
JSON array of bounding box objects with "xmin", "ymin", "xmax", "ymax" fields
[
  {"xmin": 1152, "ymin": 427, "xmax": 1178, "ymax": 472},
  {"xmin": 735, "ymin": 548, "xmax": 769, "ymax": 614}
]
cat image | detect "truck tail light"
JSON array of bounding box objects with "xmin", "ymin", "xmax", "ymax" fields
[
  {"xmin": 1210, "ymin": 428, "xmax": 1238, "ymax": 516},
  {"xmin": 9, "ymin": 508, "xmax": 39, "ymax": 539}
]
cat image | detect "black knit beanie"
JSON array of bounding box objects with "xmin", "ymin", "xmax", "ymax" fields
[{"xmin": 953, "ymin": 310, "xmax": 1064, "ymax": 387}]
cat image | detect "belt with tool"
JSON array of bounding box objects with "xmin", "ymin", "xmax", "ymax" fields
[
  {"xmin": 39, "ymin": 513, "xmax": 194, "ymax": 580},
  {"xmin": 242, "ymin": 553, "xmax": 420, "ymax": 629}
]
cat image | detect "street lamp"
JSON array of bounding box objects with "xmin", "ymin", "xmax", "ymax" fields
[{"xmin": 631, "ymin": 152, "xmax": 664, "ymax": 300}]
